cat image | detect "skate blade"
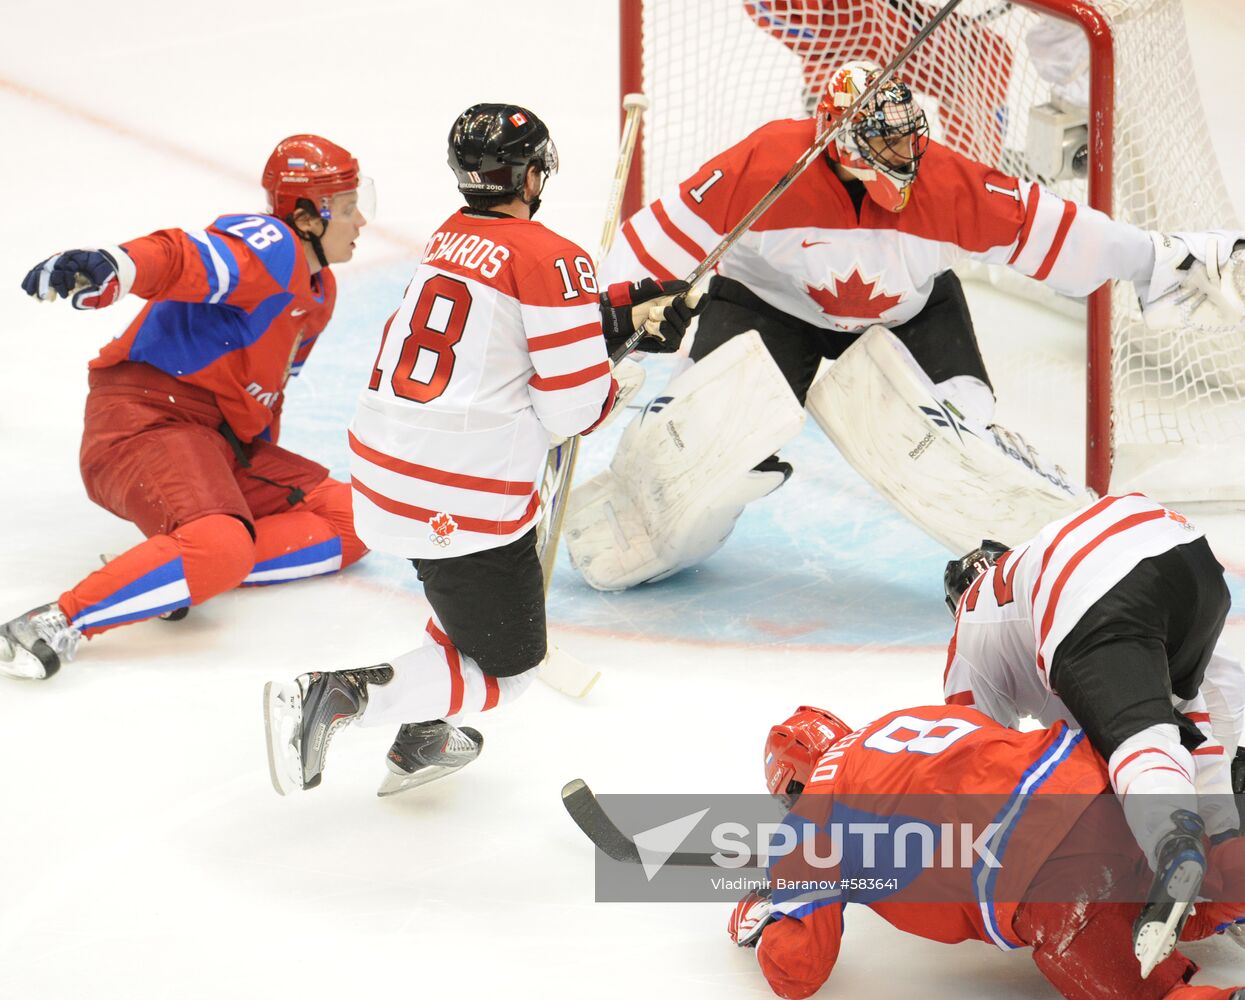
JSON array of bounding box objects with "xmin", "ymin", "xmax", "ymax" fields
[
  {"xmin": 1135, "ymin": 858, "xmax": 1205, "ymax": 978},
  {"xmin": 0, "ymin": 637, "xmax": 51, "ymax": 680},
  {"xmin": 376, "ymin": 762, "xmax": 465, "ymax": 798},
  {"xmin": 262, "ymin": 681, "xmax": 305, "ymax": 797}
]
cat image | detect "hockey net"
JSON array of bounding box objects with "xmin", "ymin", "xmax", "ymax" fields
[{"xmin": 620, "ymin": 0, "xmax": 1245, "ymax": 501}]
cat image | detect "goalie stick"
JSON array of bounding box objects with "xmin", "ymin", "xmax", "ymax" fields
[
  {"xmin": 608, "ymin": 0, "xmax": 967, "ymax": 361},
  {"xmin": 561, "ymin": 778, "xmax": 759, "ymax": 868},
  {"xmin": 534, "ymin": 94, "xmax": 649, "ymax": 699}
]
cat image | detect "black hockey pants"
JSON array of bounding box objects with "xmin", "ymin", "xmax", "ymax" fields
[
  {"xmin": 1048, "ymin": 536, "xmax": 1231, "ymax": 758},
  {"xmin": 412, "ymin": 527, "xmax": 547, "ymax": 678},
  {"xmin": 689, "ymin": 270, "xmax": 993, "ymax": 405}
]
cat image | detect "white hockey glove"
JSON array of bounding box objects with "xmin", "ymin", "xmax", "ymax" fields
[
  {"xmin": 727, "ymin": 888, "xmax": 774, "ymax": 948},
  {"xmin": 548, "ymin": 358, "xmax": 647, "ymax": 447},
  {"xmin": 1140, "ymin": 231, "xmax": 1245, "ymax": 330},
  {"xmin": 590, "ymin": 357, "xmax": 646, "ymax": 434}
]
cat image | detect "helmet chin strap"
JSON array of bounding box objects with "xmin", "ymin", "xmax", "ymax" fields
[
  {"xmin": 522, "ymin": 170, "xmax": 549, "ymax": 219},
  {"xmin": 289, "ymin": 199, "xmax": 330, "ymax": 268},
  {"xmin": 306, "ymin": 224, "xmax": 330, "ymax": 268}
]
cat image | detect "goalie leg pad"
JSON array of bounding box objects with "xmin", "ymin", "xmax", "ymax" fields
[
  {"xmin": 565, "ymin": 332, "xmax": 805, "ymax": 591},
  {"xmin": 807, "ymin": 326, "xmax": 1095, "ymax": 553}
]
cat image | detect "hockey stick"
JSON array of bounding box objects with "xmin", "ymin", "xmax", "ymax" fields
[
  {"xmin": 562, "ymin": 778, "xmax": 760, "ymax": 868},
  {"xmin": 608, "ymin": 0, "xmax": 966, "ymax": 361},
  {"xmin": 534, "ymin": 93, "xmax": 649, "ymax": 699},
  {"xmin": 538, "ymin": 91, "xmax": 649, "ymax": 587}
]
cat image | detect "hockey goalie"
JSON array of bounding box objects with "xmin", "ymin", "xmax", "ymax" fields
[{"xmin": 564, "ymin": 60, "xmax": 1245, "ymax": 590}]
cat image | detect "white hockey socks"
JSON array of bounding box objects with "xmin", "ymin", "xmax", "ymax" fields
[
  {"xmin": 357, "ymin": 618, "xmax": 538, "ymax": 727},
  {"xmin": 1109, "ymin": 724, "xmax": 1200, "ymax": 869}
]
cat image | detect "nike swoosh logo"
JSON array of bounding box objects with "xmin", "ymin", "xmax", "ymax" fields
[
  {"xmin": 801, "ymin": 239, "xmax": 834, "ymax": 249},
  {"xmin": 291, "ymin": 308, "xmax": 307, "ymax": 317}
]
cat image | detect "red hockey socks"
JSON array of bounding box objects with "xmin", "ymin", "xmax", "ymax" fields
[
  {"xmin": 60, "ymin": 513, "xmax": 253, "ymax": 635},
  {"xmin": 244, "ymin": 478, "xmax": 367, "ymax": 585}
]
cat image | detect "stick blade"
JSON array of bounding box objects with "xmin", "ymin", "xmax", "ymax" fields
[
  {"xmin": 539, "ymin": 645, "xmax": 601, "ymax": 699},
  {"xmin": 561, "ymin": 778, "xmax": 641, "ymax": 864}
]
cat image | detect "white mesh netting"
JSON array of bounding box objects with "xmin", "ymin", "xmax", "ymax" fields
[{"xmin": 631, "ymin": 0, "xmax": 1245, "ymax": 500}]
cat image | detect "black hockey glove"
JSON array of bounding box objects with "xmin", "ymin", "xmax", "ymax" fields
[{"xmin": 599, "ymin": 278, "xmax": 703, "ymax": 357}]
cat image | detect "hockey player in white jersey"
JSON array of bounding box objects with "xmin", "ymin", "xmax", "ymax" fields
[
  {"xmin": 262, "ymin": 104, "xmax": 699, "ymax": 797},
  {"xmin": 566, "ymin": 60, "xmax": 1245, "ymax": 589},
  {"xmin": 942, "ymin": 493, "xmax": 1245, "ymax": 977}
]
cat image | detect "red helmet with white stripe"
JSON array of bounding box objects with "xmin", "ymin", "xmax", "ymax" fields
[
  {"xmin": 816, "ymin": 60, "xmax": 929, "ymax": 212},
  {"xmin": 765, "ymin": 706, "xmax": 853, "ymax": 808}
]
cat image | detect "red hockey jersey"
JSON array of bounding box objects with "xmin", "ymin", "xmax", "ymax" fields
[
  {"xmin": 92, "ymin": 214, "xmax": 334, "ymax": 443},
  {"xmin": 349, "ymin": 210, "xmax": 613, "ymax": 558},
  {"xmin": 604, "ymin": 118, "xmax": 1154, "ymax": 332},
  {"xmin": 755, "ymin": 705, "xmax": 1108, "ymax": 999}
]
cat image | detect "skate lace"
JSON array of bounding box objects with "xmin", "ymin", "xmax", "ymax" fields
[{"xmin": 32, "ymin": 607, "xmax": 81, "ymax": 662}]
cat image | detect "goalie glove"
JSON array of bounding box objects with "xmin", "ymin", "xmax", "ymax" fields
[
  {"xmin": 600, "ymin": 278, "xmax": 704, "ymax": 356},
  {"xmin": 727, "ymin": 887, "xmax": 775, "ymax": 948},
  {"xmin": 21, "ymin": 247, "xmax": 136, "ymax": 309},
  {"xmin": 1140, "ymin": 230, "xmax": 1245, "ymax": 331}
]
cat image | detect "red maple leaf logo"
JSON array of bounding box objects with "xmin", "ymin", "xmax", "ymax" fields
[
  {"xmin": 805, "ymin": 270, "xmax": 903, "ymax": 320},
  {"xmin": 430, "ymin": 512, "xmax": 458, "ymax": 537}
]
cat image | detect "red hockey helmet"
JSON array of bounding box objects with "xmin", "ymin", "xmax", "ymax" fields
[
  {"xmin": 816, "ymin": 60, "xmax": 929, "ymax": 212},
  {"xmin": 262, "ymin": 135, "xmax": 365, "ymax": 221},
  {"xmin": 764, "ymin": 706, "xmax": 853, "ymax": 808}
]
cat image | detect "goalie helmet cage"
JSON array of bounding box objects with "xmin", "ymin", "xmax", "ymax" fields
[{"xmin": 618, "ymin": 0, "xmax": 1245, "ymax": 502}]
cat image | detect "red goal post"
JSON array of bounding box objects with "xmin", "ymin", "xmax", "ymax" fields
[{"xmin": 618, "ymin": 0, "xmax": 1245, "ymax": 502}]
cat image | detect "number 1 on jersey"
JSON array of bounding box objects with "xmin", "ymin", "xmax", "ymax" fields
[
  {"xmin": 368, "ymin": 274, "xmax": 472, "ymax": 403},
  {"xmin": 689, "ymin": 169, "xmax": 724, "ymax": 203}
]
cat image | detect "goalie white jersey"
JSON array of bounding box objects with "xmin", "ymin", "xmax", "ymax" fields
[
  {"xmin": 350, "ymin": 210, "xmax": 613, "ymax": 559},
  {"xmin": 943, "ymin": 493, "xmax": 1206, "ymax": 723},
  {"xmin": 602, "ymin": 118, "xmax": 1155, "ymax": 331}
]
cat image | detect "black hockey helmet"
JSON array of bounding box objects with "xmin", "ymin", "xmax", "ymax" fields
[
  {"xmin": 447, "ymin": 103, "xmax": 559, "ymax": 198},
  {"xmin": 943, "ymin": 540, "xmax": 1009, "ymax": 616}
]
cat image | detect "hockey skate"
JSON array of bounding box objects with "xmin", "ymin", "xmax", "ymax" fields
[
  {"xmin": 376, "ymin": 720, "xmax": 483, "ymax": 797},
  {"xmin": 0, "ymin": 603, "xmax": 81, "ymax": 680},
  {"xmin": 1134, "ymin": 809, "xmax": 1208, "ymax": 978},
  {"xmin": 262, "ymin": 664, "xmax": 393, "ymax": 796}
]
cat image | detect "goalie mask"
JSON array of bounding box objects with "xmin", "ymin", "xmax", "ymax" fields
[
  {"xmin": 943, "ymin": 540, "xmax": 1009, "ymax": 616},
  {"xmin": 765, "ymin": 706, "xmax": 853, "ymax": 809},
  {"xmin": 816, "ymin": 61, "xmax": 930, "ymax": 212}
]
